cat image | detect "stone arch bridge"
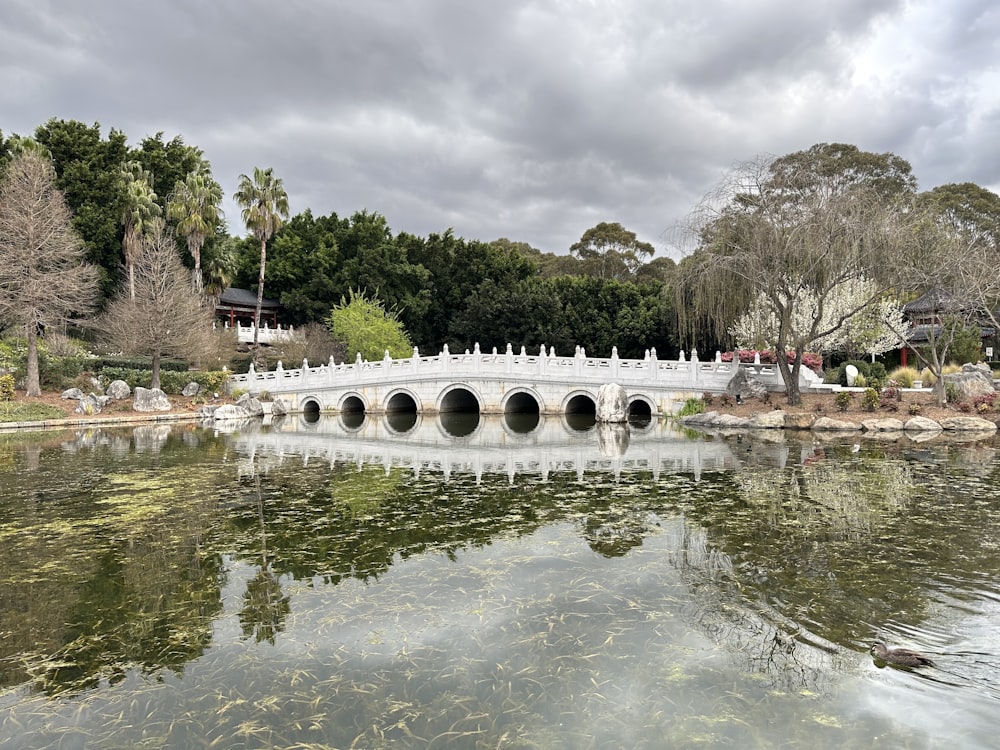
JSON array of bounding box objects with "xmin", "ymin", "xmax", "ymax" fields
[{"xmin": 229, "ymin": 344, "xmax": 810, "ymax": 418}]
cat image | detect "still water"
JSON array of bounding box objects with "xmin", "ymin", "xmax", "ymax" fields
[{"xmin": 1, "ymin": 413, "xmax": 999, "ymax": 749}]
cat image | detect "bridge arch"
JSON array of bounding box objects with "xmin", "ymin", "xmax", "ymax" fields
[
  {"xmin": 500, "ymin": 387, "xmax": 544, "ymax": 415},
  {"xmin": 437, "ymin": 384, "xmax": 483, "ymax": 414},
  {"xmin": 627, "ymin": 395, "xmax": 656, "ymax": 419},
  {"xmin": 562, "ymin": 389, "xmax": 597, "ymax": 416},
  {"xmin": 383, "ymin": 388, "xmax": 420, "ymax": 414},
  {"xmin": 338, "ymin": 392, "xmax": 367, "ymax": 414},
  {"xmin": 300, "ymin": 395, "xmax": 325, "ymax": 423}
]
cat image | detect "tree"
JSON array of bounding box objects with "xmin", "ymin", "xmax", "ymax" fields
[
  {"xmin": 120, "ymin": 161, "xmax": 161, "ymax": 300},
  {"xmin": 327, "ymin": 290, "xmax": 412, "ymax": 362},
  {"xmin": 0, "ymin": 149, "xmax": 98, "ymax": 396},
  {"xmin": 569, "ymin": 222, "xmax": 655, "ymax": 281},
  {"xmin": 167, "ymin": 164, "xmax": 223, "ymax": 294},
  {"xmin": 97, "ymin": 221, "xmax": 214, "ymax": 390},
  {"xmin": 233, "ymin": 167, "xmax": 289, "ymax": 360},
  {"xmin": 680, "ymin": 145, "xmax": 921, "ymax": 405},
  {"xmin": 729, "ymin": 278, "xmax": 905, "ymax": 363},
  {"xmin": 33, "ymin": 119, "xmax": 130, "ymax": 301}
]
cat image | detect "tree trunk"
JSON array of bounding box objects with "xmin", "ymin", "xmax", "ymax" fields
[
  {"xmin": 775, "ymin": 346, "xmax": 802, "ymax": 406},
  {"xmin": 25, "ymin": 323, "xmax": 41, "ymax": 397},
  {"xmin": 151, "ymin": 349, "xmax": 161, "ymax": 391},
  {"xmin": 253, "ymin": 238, "xmax": 266, "ymax": 365}
]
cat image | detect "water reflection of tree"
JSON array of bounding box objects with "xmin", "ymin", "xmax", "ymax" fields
[
  {"xmin": 237, "ymin": 470, "xmax": 289, "ymax": 644},
  {"xmin": 0, "ymin": 429, "xmax": 231, "ymax": 695}
]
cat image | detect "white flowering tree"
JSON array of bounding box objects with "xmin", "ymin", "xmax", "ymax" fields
[{"xmin": 729, "ymin": 277, "xmax": 905, "ymax": 365}]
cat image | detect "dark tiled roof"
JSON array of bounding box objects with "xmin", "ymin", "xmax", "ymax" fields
[
  {"xmin": 902, "ymin": 287, "xmax": 964, "ymax": 314},
  {"xmin": 217, "ymin": 287, "xmax": 280, "ymax": 309}
]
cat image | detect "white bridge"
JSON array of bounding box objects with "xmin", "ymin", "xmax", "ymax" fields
[{"xmin": 229, "ymin": 343, "xmax": 816, "ymax": 418}]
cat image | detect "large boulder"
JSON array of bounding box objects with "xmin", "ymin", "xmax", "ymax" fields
[
  {"xmin": 595, "ymin": 383, "xmax": 628, "ymax": 423},
  {"xmin": 726, "ymin": 368, "xmax": 768, "ymax": 401},
  {"xmin": 61, "ymin": 387, "xmax": 85, "ymax": 400},
  {"xmin": 938, "ymin": 416, "xmax": 997, "ymax": 432},
  {"xmin": 133, "ymin": 386, "xmax": 172, "ymax": 412},
  {"xmin": 74, "ymin": 393, "xmax": 104, "ymax": 415},
  {"xmin": 943, "ymin": 364, "xmax": 996, "ymax": 403},
  {"xmin": 271, "ymin": 398, "xmax": 288, "ymax": 416},
  {"xmin": 106, "ymin": 379, "xmax": 131, "ymax": 400},
  {"xmin": 236, "ymin": 393, "xmax": 265, "ymax": 417},
  {"xmin": 181, "ymin": 381, "xmax": 201, "ymax": 397},
  {"xmin": 211, "ymin": 404, "xmax": 252, "ymax": 421}
]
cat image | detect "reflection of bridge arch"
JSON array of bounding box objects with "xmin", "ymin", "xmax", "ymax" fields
[
  {"xmin": 500, "ymin": 387, "xmax": 544, "ymax": 414},
  {"xmin": 438, "ymin": 384, "xmax": 483, "ymax": 414}
]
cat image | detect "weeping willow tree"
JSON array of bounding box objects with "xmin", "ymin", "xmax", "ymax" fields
[{"xmin": 677, "ymin": 144, "xmax": 925, "ymax": 405}]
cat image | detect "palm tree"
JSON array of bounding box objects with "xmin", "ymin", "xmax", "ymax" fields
[
  {"xmin": 167, "ymin": 164, "xmax": 223, "ymax": 295},
  {"xmin": 120, "ymin": 161, "xmax": 161, "ymax": 300},
  {"xmin": 233, "ymin": 167, "xmax": 290, "ymax": 358}
]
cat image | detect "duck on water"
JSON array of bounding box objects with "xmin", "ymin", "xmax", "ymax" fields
[{"xmin": 870, "ymin": 641, "xmax": 934, "ymax": 667}]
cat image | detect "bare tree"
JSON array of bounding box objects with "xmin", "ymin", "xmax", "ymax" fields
[
  {"xmin": 0, "ymin": 149, "xmax": 98, "ymax": 396},
  {"xmin": 679, "ymin": 147, "xmax": 924, "ymax": 405},
  {"xmin": 98, "ymin": 220, "xmax": 215, "ymax": 390}
]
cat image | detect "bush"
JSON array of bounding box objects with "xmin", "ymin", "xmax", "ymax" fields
[
  {"xmin": 0, "ymin": 374, "xmax": 14, "ymax": 401},
  {"xmin": 861, "ymin": 388, "xmax": 880, "ymax": 411},
  {"xmin": 96, "ymin": 367, "xmax": 230, "ymax": 395},
  {"xmin": 677, "ymin": 397, "xmax": 705, "ymax": 417},
  {"xmin": 908, "ymin": 403, "xmax": 922, "ymax": 416},
  {"xmin": 888, "ymin": 366, "xmax": 920, "ymax": 388},
  {"xmin": 829, "ymin": 360, "xmax": 887, "ymax": 388},
  {"xmin": 835, "ymin": 392, "xmax": 853, "ymax": 412},
  {"xmin": 701, "ymin": 391, "xmax": 715, "ymax": 407}
]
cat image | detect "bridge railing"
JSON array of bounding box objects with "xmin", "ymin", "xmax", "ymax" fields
[{"xmin": 229, "ymin": 343, "xmax": 799, "ymax": 393}]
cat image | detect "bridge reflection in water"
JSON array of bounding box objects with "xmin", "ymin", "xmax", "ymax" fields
[{"xmin": 223, "ymin": 412, "xmax": 814, "ymax": 483}]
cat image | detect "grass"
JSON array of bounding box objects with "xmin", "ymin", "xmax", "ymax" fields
[{"xmin": 0, "ymin": 401, "xmax": 68, "ymax": 423}]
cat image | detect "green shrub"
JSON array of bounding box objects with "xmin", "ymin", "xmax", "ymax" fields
[
  {"xmin": 831, "ymin": 360, "xmax": 887, "ymax": 388},
  {"xmin": 677, "ymin": 397, "xmax": 705, "ymax": 417},
  {"xmin": 861, "ymin": 388, "xmax": 880, "ymax": 411},
  {"xmin": 835, "ymin": 392, "xmax": 853, "ymax": 412},
  {"xmin": 0, "ymin": 374, "xmax": 14, "ymax": 401},
  {"xmin": 97, "ymin": 367, "xmax": 231, "ymax": 395}
]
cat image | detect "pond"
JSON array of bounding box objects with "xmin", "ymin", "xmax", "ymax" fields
[{"xmin": 1, "ymin": 414, "xmax": 999, "ymax": 749}]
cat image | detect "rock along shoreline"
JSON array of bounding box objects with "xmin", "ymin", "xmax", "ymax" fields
[{"xmin": 679, "ymin": 410, "xmax": 998, "ymax": 434}]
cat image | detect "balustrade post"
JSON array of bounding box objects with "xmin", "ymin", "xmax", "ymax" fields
[
  {"xmin": 650, "ymin": 347, "xmax": 658, "ymax": 382},
  {"xmin": 442, "ymin": 343, "xmax": 450, "ymax": 372},
  {"xmin": 473, "ymin": 342, "xmax": 481, "ymax": 373},
  {"xmin": 539, "ymin": 344, "xmax": 547, "ymax": 374},
  {"xmin": 506, "ymin": 343, "xmax": 514, "ymax": 374},
  {"xmin": 611, "ymin": 346, "xmax": 620, "ymax": 379}
]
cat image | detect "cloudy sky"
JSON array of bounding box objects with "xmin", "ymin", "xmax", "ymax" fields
[{"xmin": 2, "ymin": 0, "xmax": 997, "ymax": 257}]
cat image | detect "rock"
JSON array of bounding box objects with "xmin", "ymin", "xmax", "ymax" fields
[
  {"xmin": 212, "ymin": 404, "xmax": 251, "ymax": 421},
  {"xmin": 61, "ymin": 387, "xmax": 84, "ymax": 400},
  {"xmin": 679, "ymin": 411, "xmax": 752, "ymax": 428},
  {"xmin": 271, "ymin": 398, "xmax": 288, "ymax": 416},
  {"xmin": 133, "ymin": 386, "xmax": 171, "ymax": 412},
  {"xmin": 861, "ymin": 418, "xmax": 905, "ymax": 432},
  {"xmin": 938, "ymin": 416, "xmax": 997, "ymax": 432},
  {"xmin": 812, "ymin": 416, "xmax": 862, "ymax": 431},
  {"xmin": 181, "ymin": 381, "xmax": 201, "ymax": 397},
  {"xmin": 748, "ymin": 410, "xmax": 786, "ymax": 429},
  {"xmin": 784, "ymin": 413, "xmax": 817, "ymax": 430},
  {"xmin": 943, "ymin": 365, "xmax": 996, "ymax": 403},
  {"xmin": 596, "ymin": 383, "xmax": 628, "ymax": 423},
  {"xmin": 106, "ymin": 379, "xmax": 131, "ymax": 400},
  {"xmin": 726, "ymin": 368, "xmax": 768, "ymax": 401},
  {"xmin": 74, "ymin": 393, "xmax": 103, "ymax": 415},
  {"xmin": 242, "ymin": 397, "xmax": 265, "ymax": 417},
  {"xmin": 904, "ymin": 416, "xmax": 942, "ymax": 433},
  {"xmin": 197, "ymin": 404, "xmax": 218, "ymax": 417}
]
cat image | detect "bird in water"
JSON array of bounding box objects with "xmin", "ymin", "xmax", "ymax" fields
[{"xmin": 870, "ymin": 641, "xmax": 934, "ymax": 667}]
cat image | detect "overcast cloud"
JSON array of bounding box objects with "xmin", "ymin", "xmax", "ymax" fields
[{"xmin": 2, "ymin": 0, "xmax": 998, "ymax": 257}]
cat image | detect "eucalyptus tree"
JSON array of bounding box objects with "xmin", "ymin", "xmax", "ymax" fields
[
  {"xmin": 569, "ymin": 222, "xmax": 655, "ymax": 281},
  {"xmin": 233, "ymin": 167, "xmax": 290, "ymax": 357},
  {"xmin": 0, "ymin": 149, "xmax": 98, "ymax": 396},
  {"xmin": 120, "ymin": 161, "xmax": 162, "ymax": 300},
  {"xmin": 167, "ymin": 164, "xmax": 224, "ymax": 294},
  {"xmin": 679, "ymin": 143, "xmax": 921, "ymax": 405}
]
